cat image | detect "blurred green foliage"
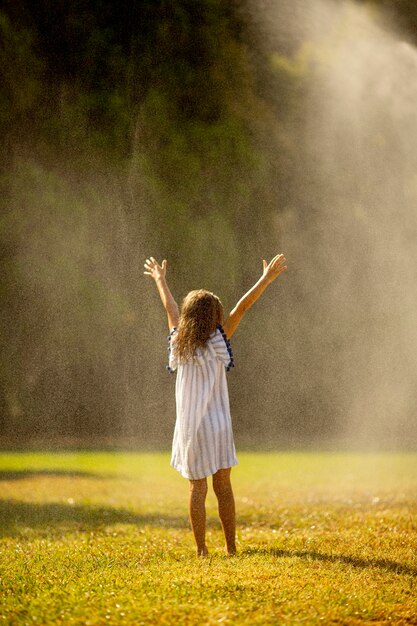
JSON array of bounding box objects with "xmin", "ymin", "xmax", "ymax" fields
[{"xmin": 1, "ymin": 0, "xmax": 417, "ymax": 444}]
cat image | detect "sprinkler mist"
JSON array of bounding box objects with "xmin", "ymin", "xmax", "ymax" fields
[
  {"xmin": 259, "ymin": 0, "xmax": 417, "ymax": 449},
  {"xmin": 3, "ymin": 0, "xmax": 417, "ymax": 452}
]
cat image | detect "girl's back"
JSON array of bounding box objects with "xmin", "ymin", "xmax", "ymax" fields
[{"xmin": 169, "ymin": 322, "xmax": 238, "ymax": 480}]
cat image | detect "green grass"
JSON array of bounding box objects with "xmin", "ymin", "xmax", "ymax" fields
[{"xmin": 0, "ymin": 451, "xmax": 416, "ymax": 625}]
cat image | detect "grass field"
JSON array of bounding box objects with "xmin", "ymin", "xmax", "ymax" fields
[{"xmin": 0, "ymin": 451, "xmax": 416, "ymax": 625}]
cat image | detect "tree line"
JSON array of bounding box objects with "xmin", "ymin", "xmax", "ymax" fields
[{"xmin": 1, "ymin": 0, "xmax": 417, "ymax": 447}]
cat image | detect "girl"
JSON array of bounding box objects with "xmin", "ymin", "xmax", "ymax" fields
[{"xmin": 144, "ymin": 254, "xmax": 287, "ymax": 556}]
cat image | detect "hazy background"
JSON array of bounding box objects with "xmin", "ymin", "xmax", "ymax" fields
[{"xmin": 1, "ymin": 0, "xmax": 416, "ymax": 449}]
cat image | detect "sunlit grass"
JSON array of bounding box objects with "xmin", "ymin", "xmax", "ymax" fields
[{"xmin": 0, "ymin": 452, "xmax": 416, "ymax": 625}]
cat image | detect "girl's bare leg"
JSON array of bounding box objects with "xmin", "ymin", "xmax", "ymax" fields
[
  {"xmin": 189, "ymin": 478, "xmax": 208, "ymax": 556},
  {"xmin": 213, "ymin": 468, "xmax": 236, "ymax": 555}
]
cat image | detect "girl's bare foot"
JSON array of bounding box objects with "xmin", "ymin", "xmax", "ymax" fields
[{"xmin": 197, "ymin": 546, "xmax": 209, "ymax": 557}]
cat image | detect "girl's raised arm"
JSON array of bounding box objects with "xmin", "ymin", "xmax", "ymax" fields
[
  {"xmin": 144, "ymin": 257, "xmax": 179, "ymax": 330},
  {"xmin": 222, "ymin": 254, "xmax": 287, "ymax": 339}
]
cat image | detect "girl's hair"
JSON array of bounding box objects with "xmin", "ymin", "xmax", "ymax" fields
[{"xmin": 176, "ymin": 290, "xmax": 224, "ymax": 361}]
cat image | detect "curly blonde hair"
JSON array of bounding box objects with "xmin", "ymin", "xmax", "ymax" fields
[{"xmin": 175, "ymin": 290, "xmax": 224, "ymax": 362}]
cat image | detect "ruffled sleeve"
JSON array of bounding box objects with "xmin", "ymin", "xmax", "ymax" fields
[
  {"xmin": 166, "ymin": 327, "xmax": 177, "ymax": 373},
  {"xmin": 209, "ymin": 324, "xmax": 235, "ymax": 372}
]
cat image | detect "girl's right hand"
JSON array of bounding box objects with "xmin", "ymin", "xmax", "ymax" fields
[
  {"xmin": 144, "ymin": 257, "xmax": 167, "ymax": 281},
  {"xmin": 262, "ymin": 254, "xmax": 287, "ymax": 284}
]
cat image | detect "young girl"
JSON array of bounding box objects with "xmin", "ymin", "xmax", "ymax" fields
[{"xmin": 144, "ymin": 254, "xmax": 287, "ymax": 556}]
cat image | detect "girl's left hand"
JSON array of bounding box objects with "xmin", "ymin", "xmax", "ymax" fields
[
  {"xmin": 262, "ymin": 254, "xmax": 287, "ymax": 284},
  {"xmin": 144, "ymin": 257, "xmax": 167, "ymax": 281}
]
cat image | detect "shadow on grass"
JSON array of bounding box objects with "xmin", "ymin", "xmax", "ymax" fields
[
  {"xmin": 243, "ymin": 547, "xmax": 417, "ymax": 577},
  {"xmin": 0, "ymin": 499, "xmax": 189, "ymax": 537},
  {"xmin": 0, "ymin": 470, "xmax": 115, "ymax": 481}
]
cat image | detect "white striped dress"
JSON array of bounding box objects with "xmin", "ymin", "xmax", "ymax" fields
[{"xmin": 167, "ymin": 324, "xmax": 238, "ymax": 480}]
